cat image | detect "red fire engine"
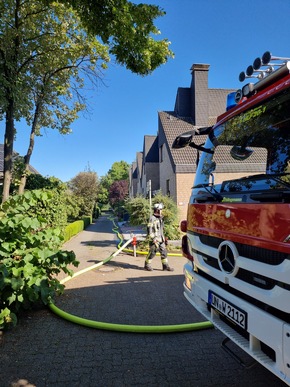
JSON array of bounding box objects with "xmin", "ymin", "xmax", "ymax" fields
[{"xmin": 173, "ymin": 51, "xmax": 290, "ymax": 385}]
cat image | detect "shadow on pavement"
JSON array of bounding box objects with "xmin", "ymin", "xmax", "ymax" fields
[
  {"xmin": 54, "ymin": 273, "xmax": 202, "ymax": 326},
  {"xmin": 0, "ymin": 268, "xmax": 285, "ymax": 387}
]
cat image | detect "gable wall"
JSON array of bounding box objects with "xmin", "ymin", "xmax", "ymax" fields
[
  {"xmin": 159, "ymin": 142, "xmax": 176, "ymax": 200},
  {"xmin": 145, "ymin": 162, "xmax": 160, "ymax": 193}
]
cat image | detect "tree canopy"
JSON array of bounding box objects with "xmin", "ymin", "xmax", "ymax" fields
[
  {"xmin": 97, "ymin": 160, "xmax": 129, "ymax": 207},
  {"xmin": 68, "ymin": 170, "xmax": 99, "ymax": 216},
  {"xmin": 109, "ymin": 179, "xmax": 129, "ymax": 206},
  {"xmin": 49, "ymin": 0, "xmax": 173, "ymax": 75},
  {"xmin": 0, "ymin": 0, "xmax": 110, "ymax": 201},
  {"xmin": 0, "ymin": 0, "xmax": 173, "ymax": 202},
  {"xmin": 107, "ymin": 161, "xmax": 130, "ymax": 181},
  {"xmin": 100, "ymin": 161, "xmax": 129, "ymax": 191}
]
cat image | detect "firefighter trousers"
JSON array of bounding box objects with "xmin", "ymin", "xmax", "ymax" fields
[{"xmin": 145, "ymin": 241, "xmax": 168, "ymax": 265}]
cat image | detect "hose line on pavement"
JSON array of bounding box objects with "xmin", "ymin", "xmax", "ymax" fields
[
  {"xmin": 111, "ymin": 217, "xmax": 183, "ymax": 257},
  {"xmin": 49, "ymin": 302, "xmax": 213, "ymax": 333},
  {"xmin": 48, "ymin": 217, "xmax": 213, "ymax": 333}
]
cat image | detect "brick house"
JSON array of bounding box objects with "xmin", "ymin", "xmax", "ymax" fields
[
  {"xmin": 140, "ymin": 135, "xmax": 159, "ymax": 196},
  {"xmin": 133, "ymin": 151, "xmax": 143, "ymax": 195},
  {"xmin": 129, "ymin": 136, "xmax": 159, "ymax": 199},
  {"xmin": 129, "ymin": 63, "xmax": 264, "ymax": 221}
]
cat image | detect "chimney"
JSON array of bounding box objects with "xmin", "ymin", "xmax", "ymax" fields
[{"xmin": 190, "ymin": 64, "xmax": 210, "ymax": 126}]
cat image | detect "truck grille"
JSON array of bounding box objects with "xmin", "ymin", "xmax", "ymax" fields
[
  {"xmin": 194, "ymin": 233, "xmax": 290, "ymax": 293},
  {"xmin": 199, "ymin": 234, "xmax": 289, "ymax": 265}
]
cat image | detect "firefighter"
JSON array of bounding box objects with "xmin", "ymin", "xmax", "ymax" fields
[{"xmin": 144, "ymin": 203, "xmax": 174, "ymax": 271}]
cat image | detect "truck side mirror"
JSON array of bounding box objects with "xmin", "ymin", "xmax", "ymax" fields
[
  {"xmin": 172, "ymin": 127, "xmax": 213, "ymax": 149},
  {"xmin": 172, "ymin": 131, "xmax": 194, "ymax": 148},
  {"xmin": 230, "ymin": 145, "xmax": 253, "ymax": 160}
]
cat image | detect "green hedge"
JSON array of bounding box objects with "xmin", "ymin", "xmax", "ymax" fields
[
  {"xmin": 64, "ymin": 221, "xmax": 84, "ymax": 242},
  {"xmin": 64, "ymin": 216, "xmax": 92, "ymax": 242},
  {"xmin": 93, "ymin": 205, "xmax": 100, "ymax": 219},
  {"xmin": 82, "ymin": 216, "xmax": 92, "ymax": 228}
]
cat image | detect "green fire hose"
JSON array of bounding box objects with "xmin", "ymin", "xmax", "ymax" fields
[{"xmin": 48, "ymin": 217, "xmax": 213, "ymax": 333}]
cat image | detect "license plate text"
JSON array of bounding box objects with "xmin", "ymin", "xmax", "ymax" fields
[{"xmin": 209, "ymin": 291, "xmax": 247, "ymax": 330}]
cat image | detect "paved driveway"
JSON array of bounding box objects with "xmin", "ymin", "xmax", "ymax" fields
[{"xmin": 0, "ymin": 214, "xmax": 286, "ymax": 386}]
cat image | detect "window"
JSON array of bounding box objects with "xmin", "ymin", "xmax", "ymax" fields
[
  {"xmin": 193, "ymin": 87, "xmax": 290, "ymax": 200},
  {"xmin": 209, "ymin": 88, "xmax": 290, "ymax": 175}
]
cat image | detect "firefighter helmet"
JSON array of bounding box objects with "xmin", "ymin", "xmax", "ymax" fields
[{"xmin": 153, "ymin": 203, "xmax": 163, "ymax": 211}]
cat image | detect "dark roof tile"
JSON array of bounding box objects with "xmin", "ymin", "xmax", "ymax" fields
[
  {"xmin": 0, "ymin": 144, "xmax": 40, "ymax": 176},
  {"xmin": 159, "ymin": 112, "xmax": 267, "ymax": 173},
  {"xmin": 159, "ymin": 111, "xmax": 207, "ymax": 172}
]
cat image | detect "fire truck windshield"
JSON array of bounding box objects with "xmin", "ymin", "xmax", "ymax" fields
[
  {"xmin": 193, "ymin": 87, "xmax": 290, "ymax": 192},
  {"xmin": 207, "ymin": 88, "xmax": 290, "ymax": 176}
]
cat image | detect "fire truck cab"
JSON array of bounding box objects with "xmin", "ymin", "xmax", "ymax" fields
[{"xmin": 173, "ymin": 51, "xmax": 290, "ymax": 385}]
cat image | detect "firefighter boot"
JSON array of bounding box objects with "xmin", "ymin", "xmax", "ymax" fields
[
  {"xmin": 144, "ymin": 262, "xmax": 153, "ymax": 271},
  {"xmin": 162, "ymin": 263, "xmax": 174, "ymax": 271}
]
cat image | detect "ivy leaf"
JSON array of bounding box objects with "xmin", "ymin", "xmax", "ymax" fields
[
  {"xmin": 11, "ymin": 277, "xmax": 24, "ymax": 291},
  {"xmin": 26, "ymin": 286, "xmax": 39, "ymax": 302},
  {"xmin": 0, "ymin": 308, "xmax": 17, "ymax": 329},
  {"xmin": 8, "ymin": 293, "xmax": 17, "ymax": 305}
]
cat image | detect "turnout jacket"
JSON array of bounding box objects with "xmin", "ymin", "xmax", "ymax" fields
[{"xmin": 147, "ymin": 214, "xmax": 165, "ymax": 244}]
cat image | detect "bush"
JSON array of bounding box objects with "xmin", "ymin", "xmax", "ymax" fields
[
  {"xmin": 68, "ymin": 171, "xmax": 98, "ymax": 217},
  {"xmin": 63, "ymin": 216, "xmax": 92, "ymax": 242},
  {"xmin": 63, "ymin": 220, "xmax": 84, "ymax": 242},
  {"xmin": 82, "ymin": 216, "xmax": 92, "ymax": 228},
  {"xmin": 93, "ymin": 205, "xmax": 101, "ymax": 219},
  {"xmin": 0, "ymin": 190, "xmax": 79, "ymax": 330},
  {"xmin": 152, "ymin": 192, "xmax": 181, "ymax": 240},
  {"xmin": 65, "ymin": 193, "xmax": 82, "ymax": 222},
  {"xmin": 124, "ymin": 196, "xmax": 150, "ymax": 225},
  {"xmin": 125, "ymin": 193, "xmax": 181, "ymax": 240}
]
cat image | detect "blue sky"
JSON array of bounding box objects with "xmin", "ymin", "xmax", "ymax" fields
[{"xmin": 12, "ymin": 0, "xmax": 290, "ymax": 182}]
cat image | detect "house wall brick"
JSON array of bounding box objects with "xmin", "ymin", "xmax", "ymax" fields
[{"xmin": 176, "ymin": 173, "xmax": 195, "ymax": 221}]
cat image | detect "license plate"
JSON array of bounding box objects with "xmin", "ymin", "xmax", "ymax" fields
[{"xmin": 208, "ymin": 291, "xmax": 247, "ymax": 330}]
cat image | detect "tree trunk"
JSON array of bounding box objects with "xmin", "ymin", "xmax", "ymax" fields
[
  {"xmin": 2, "ymin": 100, "xmax": 15, "ymax": 203},
  {"xmin": 18, "ymin": 132, "xmax": 35, "ymax": 195},
  {"xmin": 2, "ymin": 0, "xmax": 20, "ymax": 202},
  {"xmin": 18, "ymin": 169, "xmax": 28, "ymax": 195},
  {"xmin": 18, "ymin": 101, "xmax": 39, "ymax": 195}
]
